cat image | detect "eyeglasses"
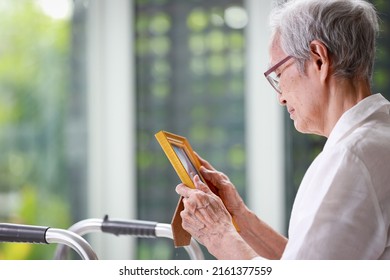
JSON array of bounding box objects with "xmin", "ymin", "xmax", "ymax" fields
[{"xmin": 264, "ymin": 56, "xmax": 292, "ymax": 94}]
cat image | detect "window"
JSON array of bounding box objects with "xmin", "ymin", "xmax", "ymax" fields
[
  {"xmin": 3, "ymin": 0, "xmax": 386, "ymax": 260},
  {"xmin": 135, "ymin": 0, "xmax": 247, "ymax": 259}
]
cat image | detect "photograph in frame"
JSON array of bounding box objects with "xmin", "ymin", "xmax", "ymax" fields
[{"xmin": 155, "ymin": 130, "xmax": 204, "ymax": 247}]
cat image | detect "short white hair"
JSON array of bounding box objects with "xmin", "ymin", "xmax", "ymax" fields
[{"xmin": 270, "ymin": 0, "xmax": 379, "ymax": 82}]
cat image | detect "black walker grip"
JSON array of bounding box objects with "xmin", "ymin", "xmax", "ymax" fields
[
  {"xmin": 101, "ymin": 215, "xmax": 157, "ymax": 237},
  {"xmin": 0, "ymin": 223, "xmax": 49, "ymax": 244}
]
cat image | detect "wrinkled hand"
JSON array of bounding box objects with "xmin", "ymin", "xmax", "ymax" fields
[
  {"xmin": 195, "ymin": 153, "xmax": 246, "ymax": 217},
  {"xmin": 175, "ymin": 175, "xmax": 237, "ymax": 250}
]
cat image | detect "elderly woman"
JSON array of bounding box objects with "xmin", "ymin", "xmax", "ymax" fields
[{"xmin": 176, "ymin": 0, "xmax": 390, "ymax": 259}]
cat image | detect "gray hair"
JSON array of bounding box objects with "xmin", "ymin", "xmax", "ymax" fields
[{"xmin": 270, "ymin": 0, "xmax": 380, "ymax": 82}]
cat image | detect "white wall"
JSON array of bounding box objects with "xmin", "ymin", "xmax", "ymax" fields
[
  {"xmin": 245, "ymin": 0, "xmax": 285, "ymax": 234},
  {"xmin": 86, "ymin": 0, "xmax": 136, "ymax": 259}
]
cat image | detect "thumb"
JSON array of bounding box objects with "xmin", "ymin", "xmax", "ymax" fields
[{"xmin": 193, "ymin": 174, "xmax": 212, "ymax": 194}]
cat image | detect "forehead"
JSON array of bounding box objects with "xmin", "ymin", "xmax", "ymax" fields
[{"xmin": 269, "ymin": 35, "xmax": 286, "ymax": 65}]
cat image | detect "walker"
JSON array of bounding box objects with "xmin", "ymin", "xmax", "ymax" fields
[
  {"xmin": 53, "ymin": 215, "xmax": 204, "ymax": 260},
  {"xmin": 0, "ymin": 222, "xmax": 98, "ymax": 260}
]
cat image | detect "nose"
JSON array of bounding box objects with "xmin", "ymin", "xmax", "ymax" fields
[{"xmin": 278, "ymin": 92, "xmax": 287, "ymax": 106}]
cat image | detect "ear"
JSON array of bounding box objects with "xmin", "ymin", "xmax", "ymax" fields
[{"xmin": 309, "ymin": 40, "xmax": 330, "ymax": 83}]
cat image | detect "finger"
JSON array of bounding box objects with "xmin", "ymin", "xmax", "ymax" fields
[
  {"xmin": 199, "ymin": 166, "xmax": 216, "ymax": 180},
  {"xmin": 193, "ymin": 198, "xmax": 233, "ymax": 229},
  {"xmin": 183, "ymin": 197, "xmax": 216, "ymax": 229},
  {"xmin": 193, "ymin": 175, "xmax": 212, "ymax": 194},
  {"xmin": 182, "ymin": 189, "xmax": 211, "ymax": 210},
  {"xmin": 180, "ymin": 210, "xmax": 205, "ymax": 234},
  {"xmin": 193, "ymin": 209, "xmax": 213, "ymax": 228},
  {"xmin": 182, "ymin": 197, "xmax": 197, "ymax": 212},
  {"xmin": 194, "ymin": 151, "xmax": 216, "ymax": 171},
  {"xmin": 199, "ymin": 167, "xmax": 228, "ymax": 188},
  {"xmin": 194, "ymin": 201, "xmax": 220, "ymax": 225},
  {"xmin": 175, "ymin": 183, "xmax": 195, "ymax": 197}
]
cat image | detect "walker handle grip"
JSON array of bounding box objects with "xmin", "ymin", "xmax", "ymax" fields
[
  {"xmin": 101, "ymin": 215, "xmax": 157, "ymax": 237},
  {"xmin": 0, "ymin": 223, "xmax": 49, "ymax": 244}
]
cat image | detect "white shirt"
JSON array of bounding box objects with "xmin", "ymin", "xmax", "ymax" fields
[{"xmin": 282, "ymin": 94, "xmax": 390, "ymax": 259}]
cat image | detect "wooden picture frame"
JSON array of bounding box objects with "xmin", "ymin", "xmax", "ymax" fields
[{"xmin": 155, "ymin": 130, "xmax": 204, "ymax": 247}]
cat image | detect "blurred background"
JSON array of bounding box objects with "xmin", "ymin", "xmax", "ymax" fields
[{"xmin": 0, "ymin": 0, "xmax": 388, "ymax": 260}]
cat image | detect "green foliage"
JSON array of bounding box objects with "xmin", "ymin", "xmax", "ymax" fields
[
  {"xmin": 0, "ymin": 185, "xmax": 71, "ymax": 259},
  {"xmin": 0, "ymin": 0, "xmax": 72, "ymax": 259}
]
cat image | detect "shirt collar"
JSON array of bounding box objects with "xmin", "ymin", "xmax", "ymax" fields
[{"xmin": 324, "ymin": 93, "xmax": 390, "ymax": 150}]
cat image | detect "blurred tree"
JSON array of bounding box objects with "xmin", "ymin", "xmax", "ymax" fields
[{"xmin": 0, "ymin": 0, "xmax": 72, "ymax": 259}]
